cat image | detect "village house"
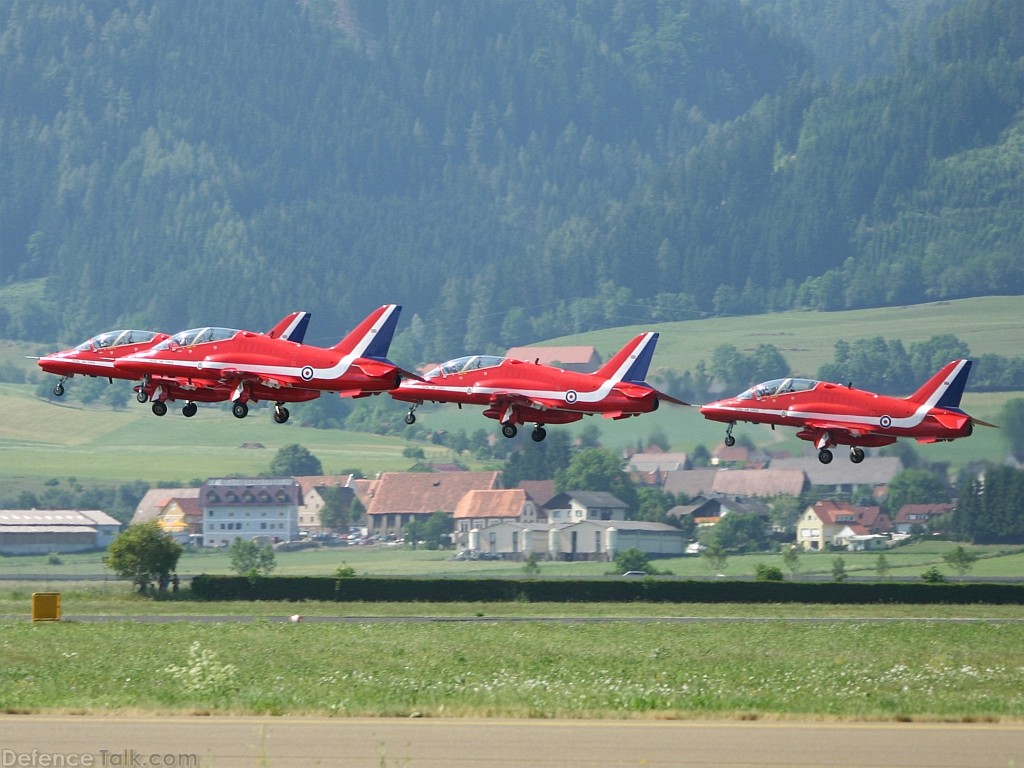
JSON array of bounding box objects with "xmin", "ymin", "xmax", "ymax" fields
[
  {"xmin": 797, "ymin": 500, "xmax": 893, "ymax": 552},
  {"xmin": 294, "ymin": 475, "xmax": 361, "ymax": 535},
  {"xmin": 131, "ymin": 488, "xmax": 200, "ymax": 525},
  {"xmin": 365, "ymin": 471, "xmax": 501, "ymax": 538},
  {"xmin": 200, "ymin": 477, "xmax": 302, "ymax": 547},
  {"xmin": 452, "ymin": 488, "xmax": 537, "ymax": 549},
  {"xmin": 892, "ymin": 503, "xmax": 954, "ymax": 534},
  {"xmin": 155, "ymin": 495, "xmax": 203, "ymax": 544}
]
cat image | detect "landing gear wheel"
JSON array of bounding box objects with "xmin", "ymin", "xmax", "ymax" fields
[
  {"xmin": 273, "ymin": 405, "xmax": 290, "ymax": 424},
  {"xmin": 232, "ymin": 401, "xmax": 249, "ymax": 419},
  {"xmin": 724, "ymin": 435, "xmax": 736, "ymax": 447},
  {"xmin": 151, "ymin": 401, "xmax": 168, "ymax": 417},
  {"xmin": 136, "ymin": 390, "xmax": 149, "ymax": 404},
  {"xmin": 182, "ymin": 402, "xmax": 198, "ymax": 418},
  {"xmin": 404, "ymin": 412, "xmax": 416, "ymax": 425},
  {"xmin": 850, "ymin": 446, "xmax": 865, "ymax": 464},
  {"xmin": 531, "ymin": 426, "xmax": 547, "ymax": 442},
  {"xmin": 501, "ymin": 423, "xmax": 518, "ymax": 439},
  {"xmin": 817, "ymin": 448, "xmax": 833, "ymax": 464},
  {"xmin": 53, "ymin": 383, "xmax": 65, "ymax": 397}
]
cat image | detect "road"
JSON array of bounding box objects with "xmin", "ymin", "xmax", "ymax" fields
[{"xmin": 2, "ymin": 715, "xmax": 1021, "ymax": 767}]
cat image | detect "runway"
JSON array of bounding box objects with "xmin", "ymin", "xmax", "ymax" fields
[{"xmin": 2, "ymin": 715, "xmax": 1022, "ymax": 767}]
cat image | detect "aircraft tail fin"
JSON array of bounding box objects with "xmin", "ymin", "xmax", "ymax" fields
[
  {"xmin": 595, "ymin": 333, "xmax": 660, "ymax": 384},
  {"xmin": 267, "ymin": 311, "xmax": 311, "ymax": 343},
  {"xmin": 907, "ymin": 359, "xmax": 973, "ymax": 409},
  {"xmin": 330, "ymin": 305, "xmax": 402, "ymax": 359}
]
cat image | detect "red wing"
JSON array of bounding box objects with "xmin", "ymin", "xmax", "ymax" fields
[{"xmin": 487, "ymin": 391, "xmax": 568, "ymax": 412}]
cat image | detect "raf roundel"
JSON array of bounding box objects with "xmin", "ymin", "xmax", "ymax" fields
[
  {"xmin": 300, "ymin": 366, "xmax": 315, "ymax": 381},
  {"xmin": 565, "ymin": 390, "xmax": 578, "ymax": 404},
  {"xmin": 880, "ymin": 415, "xmax": 892, "ymax": 428}
]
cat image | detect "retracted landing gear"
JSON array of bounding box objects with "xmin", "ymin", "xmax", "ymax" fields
[
  {"xmin": 531, "ymin": 425, "xmax": 547, "ymax": 442},
  {"xmin": 273, "ymin": 403, "xmax": 290, "ymax": 424}
]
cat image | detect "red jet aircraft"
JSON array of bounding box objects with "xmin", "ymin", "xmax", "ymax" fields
[
  {"xmin": 389, "ymin": 332, "xmax": 687, "ymax": 441},
  {"xmin": 35, "ymin": 329, "xmax": 170, "ymax": 397},
  {"xmin": 116, "ymin": 305, "xmax": 408, "ymax": 421},
  {"xmin": 124, "ymin": 311, "xmax": 313, "ymax": 420},
  {"xmin": 699, "ymin": 359, "xmax": 995, "ymax": 464}
]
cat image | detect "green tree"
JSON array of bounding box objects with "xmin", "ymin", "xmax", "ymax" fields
[
  {"xmin": 702, "ymin": 543, "xmax": 728, "ymax": 575},
  {"xmin": 710, "ymin": 512, "xmax": 768, "ymax": 553},
  {"xmin": 613, "ymin": 547, "xmax": 651, "ymax": 575},
  {"xmin": 228, "ymin": 538, "xmax": 276, "ymax": 578},
  {"xmin": 831, "ymin": 556, "xmax": 847, "ymax": 583},
  {"xmin": 104, "ymin": 522, "xmax": 182, "ymax": 593},
  {"xmin": 270, "ymin": 444, "xmax": 323, "ymax": 477},
  {"xmin": 319, "ymin": 487, "xmax": 359, "ymax": 531},
  {"xmin": 885, "ymin": 469, "xmax": 950, "ymax": 514},
  {"xmin": 555, "ymin": 448, "xmax": 638, "ymax": 512},
  {"xmin": 782, "ymin": 545, "xmax": 801, "ymax": 576},
  {"xmin": 942, "ymin": 545, "xmax": 978, "ymax": 580},
  {"xmin": 755, "ymin": 563, "xmax": 784, "ymax": 581},
  {"xmin": 406, "ymin": 512, "xmax": 453, "ymax": 550},
  {"xmin": 998, "ymin": 398, "xmax": 1024, "ymax": 457},
  {"xmin": 875, "ymin": 552, "xmax": 891, "ymax": 581}
]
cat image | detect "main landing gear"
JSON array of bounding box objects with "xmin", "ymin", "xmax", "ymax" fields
[
  {"xmin": 531, "ymin": 426, "xmax": 547, "ymax": 442},
  {"xmin": 232, "ymin": 401, "xmax": 248, "ymax": 419},
  {"xmin": 816, "ymin": 446, "xmax": 865, "ymax": 464},
  {"xmin": 182, "ymin": 402, "xmax": 198, "ymax": 418},
  {"xmin": 151, "ymin": 400, "xmax": 168, "ymax": 417},
  {"xmin": 273, "ymin": 403, "xmax": 290, "ymax": 424},
  {"xmin": 501, "ymin": 423, "xmax": 517, "ymax": 439}
]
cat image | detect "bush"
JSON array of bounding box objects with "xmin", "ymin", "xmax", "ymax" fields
[{"xmin": 754, "ymin": 563, "xmax": 784, "ymax": 581}]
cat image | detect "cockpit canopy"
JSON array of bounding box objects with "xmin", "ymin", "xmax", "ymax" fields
[
  {"xmin": 75, "ymin": 330, "xmax": 161, "ymax": 352},
  {"xmin": 737, "ymin": 377, "xmax": 819, "ymax": 400},
  {"xmin": 151, "ymin": 327, "xmax": 239, "ymax": 351},
  {"xmin": 425, "ymin": 355, "xmax": 506, "ymax": 378}
]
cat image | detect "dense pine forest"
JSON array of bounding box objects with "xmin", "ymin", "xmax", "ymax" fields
[{"xmin": 1, "ymin": 0, "xmax": 1022, "ymax": 363}]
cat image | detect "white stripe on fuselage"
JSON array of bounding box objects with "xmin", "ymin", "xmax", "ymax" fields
[{"xmin": 713, "ymin": 360, "xmax": 967, "ymax": 431}]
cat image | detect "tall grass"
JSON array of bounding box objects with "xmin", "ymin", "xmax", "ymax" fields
[{"xmin": 2, "ymin": 618, "xmax": 1021, "ymax": 720}]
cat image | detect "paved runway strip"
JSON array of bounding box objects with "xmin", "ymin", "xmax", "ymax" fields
[{"xmin": 2, "ymin": 715, "xmax": 1022, "ymax": 767}]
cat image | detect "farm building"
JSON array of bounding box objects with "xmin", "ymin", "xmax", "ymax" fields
[{"xmin": 0, "ymin": 509, "xmax": 121, "ymax": 554}]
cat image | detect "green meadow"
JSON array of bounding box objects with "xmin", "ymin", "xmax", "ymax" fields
[{"xmin": 1, "ymin": 604, "xmax": 1022, "ymax": 721}]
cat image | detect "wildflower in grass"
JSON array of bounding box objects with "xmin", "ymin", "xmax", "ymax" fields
[{"xmin": 163, "ymin": 641, "xmax": 238, "ymax": 698}]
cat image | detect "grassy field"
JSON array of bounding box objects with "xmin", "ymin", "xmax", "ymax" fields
[{"xmin": 1, "ymin": 600, "xmax": 1022, "ymax": 721}]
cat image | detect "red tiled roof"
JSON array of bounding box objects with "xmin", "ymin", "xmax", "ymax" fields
[
  {"xmin": 453, "ymin": 489, "xmax": 528, "ymax": 520},
  {"xmin": 365, "ymin": 471, "xmax": 501, "ymax": 516}
]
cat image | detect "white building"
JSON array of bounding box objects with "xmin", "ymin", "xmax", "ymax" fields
[{"xmin": 200, "ymin": 477, "xmax": 301, "ymax": 547}]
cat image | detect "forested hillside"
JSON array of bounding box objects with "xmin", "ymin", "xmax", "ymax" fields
[{"xmin": 1, "ymin": 0, "xmax": 1021, "ymax": 363}]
